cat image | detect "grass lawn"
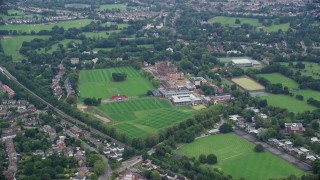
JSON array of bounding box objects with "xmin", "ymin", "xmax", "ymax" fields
[
  {"xmin": 37, "ymin": 39, "xmax": 81, "ymax": 53},
  {"xmin": 263, "ymin": 94, "xmax": 316, "ymax": 113},
  {"xmin": 1, "ymin": 35, "xmax": 49, "ymax": 61},
  {"xmin": 218, "ymin": 56, "xmax": 251, "ymax": 63},
  {"xmin": 0, "ymin": 19, "xmax": 94, "ymax": 33},
  {"xmin": 7, "ymin": 10, "xmax": 24, "ymax": 16},
  {"xmin": 90, "ymin": 97, "xmax": 194, "ymax": 138},
  {"xmin": 280, "ymin": 62, "xmax": 320, "ymax": 80},
  {"xmin": 209, "ymin": 16, "xmax": 289, "ymax": 32},
  {"xmin": 99, "ymin": 4, "xmax": 126, "ymax": 11},
  {"xmin": 78, "ymin": 67, "xmax": 155, "ymax": 99},
  {"xmin": 209, "ymin": 16, "xmax": 261, "ymax": 26},
  {"xmin": 83, "ymin": 28, "xmax": 126, "ymax": 39},
  {"xmin": 137, "ymin": 44, "xmax": 154, "ymax": 49},
  {"xmin": 231, "ymin": 77, "xmax": 265, "ymax": 91},
  {"xmin": 263, "ymin": 23, "xmax": 290, "ymax": 32},
  {"xmin": 257, "ymin": 73, "xmax": 299, "ymax": 89},
  {"xmin": 176, "ymin": 134, "xmax": 304, "ymax": 180}
]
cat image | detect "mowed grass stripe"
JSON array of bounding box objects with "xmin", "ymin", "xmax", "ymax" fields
[{"xmin": 112, "ymin": 123, "xmax": 147, "ymax": 138}]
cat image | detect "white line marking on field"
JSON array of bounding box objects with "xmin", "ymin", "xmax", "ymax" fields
[{"xmin": 222, "ymin": 153, "xmax": 243, "ymax": 160}]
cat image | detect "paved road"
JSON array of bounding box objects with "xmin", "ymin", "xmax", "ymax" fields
[
  {"xmin": 117, "ymin": 155, "xmax": 142, "ymax": 173},
  {"xmin": 0, "ymin": 67, "xmax": 125, "ymax": 147},
  {"xmin": 233, "ymin": 129, "xmax": 312, "ymax": 172},
  {"xmin": 79, "ymin": 140, "xmax": 111, "ymax": 180}
]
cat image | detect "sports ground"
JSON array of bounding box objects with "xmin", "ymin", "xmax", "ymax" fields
[
  {"xmin": 90, "ymin": 97, "xmax": 194, "ymax": 138},
  {"xmin": 78, "ymin": 67, "xmax": 155, "ymax": 99},
  {"xmin": 1, "ymin": 35, "xmax": 49, "ymax": 61},
  {"xmin": 0, "ymin": 19, "xmax": 93, "ymax": 33},
  {"xmin": 176, "ymin": 134, "xmax": 304, "ymax": 180},
  {"xmin": 231, "ymin": 76, "xmax": 265, "ymax": 91},
  {"xmin": 257, "ymin": 73, "xmax": 320, "ymax": 112}
]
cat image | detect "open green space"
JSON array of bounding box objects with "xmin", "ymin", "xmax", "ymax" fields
[
  {"xmin": 209, "ymin": 16, "xmax": 289, "ymax": 32},
  {"xmin": 263, "ymin": 23, "xmax": 290, "ymax": 32},
  {"xmin": 7, "ymin": 10, "xmax": 24, "ymax": 16},
  {"xmin": 0, "ymin": 19, "xmax": 94, "ymax": 33},
  {"xmin": 65, "ymin": 3, "xmax": 91, "ymax": 9},
  {"xmin": 176, "ymin": 134, "xmax": 304, "ymax": 180},
  {"xmin": 99, "ymin": 4, "xmax": 127, "ymax": 11},
  {"xmin": 37, "ymin": 39, "xmax": 81, "ymax": 54},
  {"xmin": 257, "ymin": 73, "xmax": 320, "ymax": 112},
  {"xmin": 263, "ymin": 94, "xmax": 316, "ymax": 113},
  {"xmin": 1, "ymin": 35, "xmax": 49, "ymax": 61},
  {"xmin": 91, "ymin": 97, "xmax": 194, "ymax": 138},
  {"xmin": 209, "ymin": 16, "xmax": 262, "ymax": 26},
  {"xmin": 280, "ymin": 62, "xmax": 320, "ymax": 79},
  {"xmin": 231, "ymin": 77, "xmax": 264, "ymax": 91},
  {"xmin": 257, "ymin": 73, "xmax": 299, "ymax": 89},
  {"xmin": 218, "ymin": 56, "xmax": 251, "ymax": 63},
  {"xmin": 82, "ymin": 29, "xmax": 125, "ymax": 39},
  {"xmin": 78, "ymin": 67, "xmax": 155, "ymax": 99}
]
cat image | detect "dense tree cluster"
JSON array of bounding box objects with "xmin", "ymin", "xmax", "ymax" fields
[
  {"xmin": 83, "ymin": 97, "xmax": 102, "ymax": 106},
  {"xmin": 112, "ymin": 72, "xmax": 127, "ymax": 81}
]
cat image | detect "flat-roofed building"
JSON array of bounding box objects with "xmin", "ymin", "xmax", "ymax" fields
[
  {"xmin": 171, "ymin": 94, "xmax": 202, "ymax": 106},
  {"xmin": 231, "ymin": 59, "xmax": 253, "ymax": 67}
]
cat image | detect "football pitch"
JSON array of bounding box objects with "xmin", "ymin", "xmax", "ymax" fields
[
  {"xmin": 78, "ymin": 67, "xmax": 155, "ymax": 99},
  {"xmin": 231, "ymin": 76, "xmax": 265, "ymax": 91},
  {"xmin": 92, "ymin": 98, "xmax": 194, "ymax": 138},
  {"xmin": 176, "ymin": 134, "xmax": 304, "ymax": 180}
]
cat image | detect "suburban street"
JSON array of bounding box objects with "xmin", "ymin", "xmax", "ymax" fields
[{"xmin": 0, "ymin": 66, "xmax": 113, "ymax": 180}]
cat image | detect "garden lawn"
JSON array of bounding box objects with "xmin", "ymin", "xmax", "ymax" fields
[
  {"xmin": 91, "ymin": 98, "xmax": 194, "ymax": 138},
  {"xmin": 1, "ymin": 35, "xmax": 49, "ymax": 61},
  {"xmin": 78, "ymin": 67, "xmax": 155, "ymax": 99},
  {"xmin": 263, "ymin": 94, "xmax": 316, "ymax": 113},
  {"xmin": 176, "ymin": 134, "xmax": 304, "ymax": 180},
  {"xmin": 0, "ymin": 19, "xmax": 94, "ymax": 33}
]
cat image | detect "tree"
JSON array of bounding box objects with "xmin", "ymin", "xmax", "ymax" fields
[
  {"xmin": 93, "ymin": 160, "xmax": 105, "ymax": 175},
  {"xmin": 90, "ymin": 173, "xmax": 98, "ymax": 180},
  {"xmin": 199, "ymin": 154, "xmax": 207, "ymax": 164},
  {"xmin": 207, "ymin": 154, "xmax": 217, "ymax": 164},
  {"xmin": 235, "ymin": 19, "xmax": 241, "ymax": 24},
  {"xmin": 150, "ymin": 171, "xmax": 161, "ymax": 180},
  {"xmin": 254, "ymin": 144, "xmax": 264, "ymax": 152},
  {"xmin": 219, "ymin": 123, "xmax": 233, "ymax": 133},
  {"xmin": 66, "ymin": 94, "xmax": 77, "ymax": 104},
  {"xmin": 112, "ymin": 73, "xmax": 127, "ymax": 82}
]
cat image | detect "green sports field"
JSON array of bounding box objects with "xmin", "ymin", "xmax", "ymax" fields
[
  {"xmin": 78, "ymin": 67, "xmax": 155, "ymax": 99},
  {"xmin": 176, "ymin": 134, "xmax": 304, "ymax": 180},
  {"xmin": 91, "ymin": 98, "xmax": 194, "ymax": 138},
  {"xmin": 0, "ymin": 19, "xmax": 93, "ymax": 33},
  {"xmin": 263, "ymin": 94, "xmax": 316, "ymax": 113},
  {"xmin": 1, "ymin": 35, "xmax": 49, "ymax": 61},
  {"xmin": 231, "ymin": 77, "xmax": 265, "ymax": 91}
]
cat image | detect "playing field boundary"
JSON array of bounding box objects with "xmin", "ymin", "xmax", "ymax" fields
[{"xmin": 229, "ymin": 76, "xmax": 265, "ymax": 92}]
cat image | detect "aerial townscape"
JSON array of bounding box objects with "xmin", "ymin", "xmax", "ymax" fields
[{"xmin": 1, "ymin": 0, "xmax": 320, "ymax": 179}]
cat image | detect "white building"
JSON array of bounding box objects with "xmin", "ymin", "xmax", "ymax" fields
[
  {"xmin": 231, "ymin": 59, "xmax": 253, "ymax": 67},
  {"xmin": 171, "ymin": 94, "xmax": 202, "ymax": 106}
]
